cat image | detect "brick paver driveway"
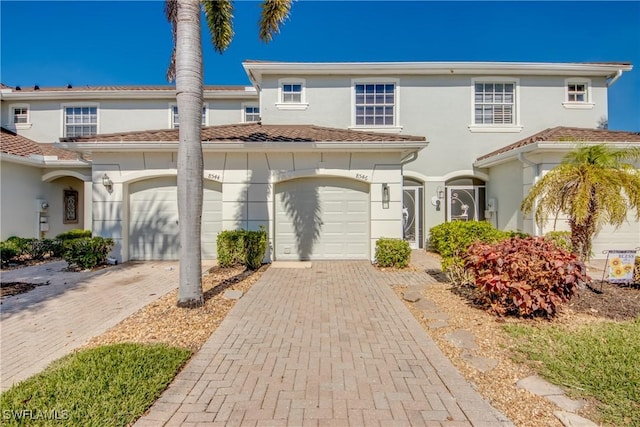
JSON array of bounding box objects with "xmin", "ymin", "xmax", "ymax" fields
[{"xmin": 137, "ymin": 261, "xmax": 512, "ymax": 427}]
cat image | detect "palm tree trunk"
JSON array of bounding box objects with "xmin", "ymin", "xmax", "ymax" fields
[{"xmin": 175, "ymin": 0, "xmax": 203, "ymax": 307}]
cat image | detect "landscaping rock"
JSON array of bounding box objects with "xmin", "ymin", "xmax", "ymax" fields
[
  {"xmin": 546, "ymin": 395, "xmax": 586, "ymax": 412},
  {"xmin": 460, "ymin": 350, "xmax": 498, "ymax": 372},
  {"xmin": 223, "ymin": 290, "xmax": 243, "ymax": 300},
  {"xmin": 414, "ymin": 299, "xmax": 440, "ymax": 312},
  {"xmin": 553, "ymin": 411, "xmax": 598, "ymax": 427},
  {"xmin": 402, "ymin": 291, "xmax": 421, "ymax": 302},
  {"xmin": 516, "ymin": 375, "xmax": 565, "ymax": 397},
  {"xmin": 444, "ymin": 329, "xmax": 478, "ymax": 350},
  {"xmin": 428, "ymin": 321, "xmax": 448, "ymax": 329}
]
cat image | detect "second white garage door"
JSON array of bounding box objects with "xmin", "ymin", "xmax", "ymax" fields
[
  {"xmin": 129, "ymin": 177, "xmax": 222, "ymax": 260},
  {"xmin": 275, "ymin": 177, "xmax": 370, "ymax": 260}
]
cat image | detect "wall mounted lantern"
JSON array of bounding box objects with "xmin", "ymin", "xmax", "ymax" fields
[
  {"xmin": 102, "ymin": 173, "xmax": 113, "ymax": 193},
  {"xmin": 382, "ymin": 183, "xmax": 390, "ymax": 209}
]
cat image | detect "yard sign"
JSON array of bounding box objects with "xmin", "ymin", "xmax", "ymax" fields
[{"xmin": 604, "ymin": 250, "xmax": 637, "ymax": 284}]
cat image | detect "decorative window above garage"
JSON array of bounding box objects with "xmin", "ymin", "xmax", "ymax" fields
[
  {"xmin": 350, "ymin": 79, "xmax": 402, "ymax": 133},
  {"xmin": 469, "ymin": 78, "xmax": 522, "ymax": 133},
  {"xmin": 276, "ymin": 78, "xmax": 308, "ymax": 110},
  {"xmin": 563, "ymin": 78, "xmax": 594, "ymax": 109}
]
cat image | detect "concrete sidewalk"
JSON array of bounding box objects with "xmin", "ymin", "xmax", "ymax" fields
[
  {"xmin": 0, "ymin": 259, "xmax": 214, "ymax": 391},
  {"xmin": 136, "ymin": 261, "xmax": 513, "ymax": 427}
]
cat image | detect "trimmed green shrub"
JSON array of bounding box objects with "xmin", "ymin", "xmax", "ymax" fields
[
  {"xmin": 217, "ymin": 227, "xmax": 268, "ymax": 270},
  {"xmin": 544, "ymin": 231, "xmax": 572, "ymax": 252},
  {"xmin": 22, "ymin": 238, "xmax": 55, "ymax": 260},
  {"xmin": 5, "ymin": 236, "xmax": 30, "ymax": 255},
  {"xmin": 428, "ymin": 221, "xmax": 510, "ymax": 284},
  {"xmin": 0, "ymin": 241, "xmax": 20, "ymax": 264},
  {"xmin": 375, "ymin": 238, "xmax": 411, "ymax": 268},
  {"xmin": 63, "ymin": 237, "xmax": 114, "ymax": 270},
  {"xmin": 55, "ymin": 229, "xmax": 91, "ymax": 241},
  {"xmin": 464, "ymin": 236, "xmax": 589, "ymax": 317}
]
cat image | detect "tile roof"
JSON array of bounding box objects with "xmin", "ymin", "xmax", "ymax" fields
[
  {"xmin": 2, "ymin": 84, "xmax": 247, "ymax": 92},
  {"xmin": 61, "ymin": 123, "xmax": 426, "ymax": 143},
  {"xmin": 1, "ymin": 127, "xmax": 79, "ymax": 161},
  {"xmin": 477, "ymin": 127, "xmax": 640, "ymax": 161}
]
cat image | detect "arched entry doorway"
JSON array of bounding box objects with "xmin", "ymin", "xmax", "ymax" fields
[
  {"xmin": 445, "ymin": 177, "xmax": 486, "ymax": 222},
  {"xmin": 402, "ymin": 178, "xmax": 424, "ymax": 249}
]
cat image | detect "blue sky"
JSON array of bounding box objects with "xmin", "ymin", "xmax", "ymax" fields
[{"xmin": 1, "ymin": 1, "xmax": 639, "ymax": 131}]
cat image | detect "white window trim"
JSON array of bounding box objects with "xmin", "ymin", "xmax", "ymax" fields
[
  {"xmin": 61, "ymin": 103, "xmax": 100, "ymax": 138},
  {"xmin": 241, "ymin": 102, "xmax": 260, "ymax": 123},
  {"xmin": 7, "ymin": 103, "xmax": 31, "ymax": 130},
  {"xmin": 563, "ymin": 77, "xmax": 594, "ymax": 110},
  {"xmin": 349, "ymin": 77, "xmax": 403, "ymax": 133},
  {"xmin": 275, "ymin": 78, "xmax": 309, "ymax": 110},
  {"xmin": 468, "ymin": 77, "xmax": 523, "ymax": 133},
  {"xmin": 169, "ymin": 102, "xmax": 208, "ymax": 128}
]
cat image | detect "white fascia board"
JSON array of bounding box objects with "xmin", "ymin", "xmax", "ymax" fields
[
  {"xmin": 243, "ymin": 61, "xmax": 632, "ymax": 84},
  {"xmin": 58, "ymin": 140, "xmax": 428, "ymax": 154},
  {"xmin": 1, "ymin": 152, "xmax": 87, "ymax": 167},
  {"xmin": 474, "ymin": 141, "xmax": 639, "ymax": 168},
  {"xmin": 0, "ymin": 89, "xmax": 258, "ymax": 102}
]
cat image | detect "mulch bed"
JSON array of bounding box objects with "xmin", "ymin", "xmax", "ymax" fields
[{"xmin": 1, "ymin": 281, "xmax": 50, "ymax": 299}]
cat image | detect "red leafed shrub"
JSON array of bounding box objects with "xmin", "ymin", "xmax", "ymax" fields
[{"xmin": 464, "ymin": 236, "xmax": 590, "ymax": 318}]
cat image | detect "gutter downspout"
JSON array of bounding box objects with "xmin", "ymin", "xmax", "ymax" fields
[
  {"xmin": 607, "ymin": 69, "xmax": 623, "ymax": 87},
  {"xmin": 518, "ymin": 152, "xmax": 541, "ymax": 236}
]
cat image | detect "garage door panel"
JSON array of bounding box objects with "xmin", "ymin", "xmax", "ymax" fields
[
  {"xmin": 275, "ymin": 177, "xmax": 369, "ymax": 260},
  {"xmin": 129, "ymin": 177, "xmax": 221, "ymax": 261}
]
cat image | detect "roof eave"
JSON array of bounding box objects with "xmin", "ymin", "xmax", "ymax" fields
[
  {"xmin": 0, "ymin": 89, "xmax": 258, "ymax": 101},
  {"xmin": 57, "ymin": 140, "xmax": 429, "ymax": 154},
  {"xmin": 1, "ymin": 152, "xmax": 89, "ymax": 167},
  {"xmin": 474, "ymin": 141, "xmax": 639, "ymax": 168},
  {"xmin": 243, "ymin": 61, "xmax": 632, "ymax": 84}
]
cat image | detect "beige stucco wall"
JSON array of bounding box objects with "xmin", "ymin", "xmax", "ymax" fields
[
  {"xmin": 1, "ymin": 161, "xmax": 44, "ymax": 239},
  {"xmin": 89, "ymin": 150, "xmax": 404, "ymax": 262}
]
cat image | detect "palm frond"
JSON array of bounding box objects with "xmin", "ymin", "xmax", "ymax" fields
[
  {"xmin": 165, "ymin": 0, "xmax": 178, "ymax": 82},
  {"xmin": 202, "ymin": 0, "xmax": 234, "ymax": 54},
  {"xmin": 258, "ymin": 0, "xmax": 292, "ymax": 43}
]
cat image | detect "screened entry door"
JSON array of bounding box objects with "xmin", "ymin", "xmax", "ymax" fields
[
  {"xmin": 403, "ymin": 186, "xmax": 422, "ymax": 249},
  {"xmin": 447, "ymin": 186, "xmax": 484, "ymax": 222}
]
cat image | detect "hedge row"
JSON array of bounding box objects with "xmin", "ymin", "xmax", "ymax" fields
[{"xmin": 217, "ymin": 227, "xmax": 268, "ymax": 270}]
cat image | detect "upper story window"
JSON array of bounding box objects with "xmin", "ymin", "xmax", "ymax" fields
[
  {"xmin": 13, "ymin": 107, "xmax": 28, "ymax": 124},
  {"xmin": 354, "ymin": 83, "xmax": 395, "ymax": 126},
  {"xmin": 64, "ymin": 106, "xmax": 97, "ymax": 137},
  {"xmin": 563, "ymin": 78, "xmax": 594, "ymax": 109},
  {"xmin": 474, "ymin": 82, "xmax": 514, "ymax": 124},
  {"xmin": 171, "ymin": 104, "xmax": 207, "ymax": 128},
  {"xmin": 243, "ymin": 105, "xmax": 260, "ymax": 122},
  {"xmin": 469, "ymin": 78, "xmax": 522, "ymax": 133},
  {"xmin": 276, "ymin": 78, "xmax": 308, "ymax": 110},
  {"xmin": 6, "ymin": 104, "xmax": 31, "ymax": 129},
  {"xmin": 282, "ymin": 84, "xmax": 302, "ymax": 103}
]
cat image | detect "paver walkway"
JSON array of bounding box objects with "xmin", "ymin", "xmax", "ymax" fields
[
  {"xmin": 0, "ymin": 260, "xmax": 214, "ymax": 391},
  {"xmin": 136, "ymin": 261, "xmax": 513, "ymax": 427}
]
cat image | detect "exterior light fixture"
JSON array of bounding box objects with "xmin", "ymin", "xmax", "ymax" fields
[
  {"xmin": 436, "ymin": 186, "xmax": 445, "ymax": 199},
  {"xmin": 382, "ymin": 183, "xmax": 390, "ymax": 209},
  {"xmin": 102, "ymin": 173, "xmax": 113, "ymax": 193}
]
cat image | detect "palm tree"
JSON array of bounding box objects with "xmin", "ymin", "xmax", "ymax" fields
[
  {"xmin": 521, "ymin": 144, "xmax": 640, "ymax": 261},
  {"xmin": 166, "ymin": 0, "xmax": 291, "ymax": 307}
]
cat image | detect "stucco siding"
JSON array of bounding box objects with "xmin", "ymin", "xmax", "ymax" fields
[
  {"xmin": 486, "ymin": 160, "xmax": 524, "ymax": 232},
  {"xmin": 0, "ymin": 162, "xmax": 44, "ymax": 239}
]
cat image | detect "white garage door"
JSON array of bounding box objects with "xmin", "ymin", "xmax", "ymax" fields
[
  {"xmin": 592, "ymin": 215, "xmax": 640, "ymax": 258},
  {"xmin": 129, "ymin": 177, "xmax": 222, "ymax": 260},
  {"xmin": 275, "ymin": 177, "xmax": 369, "ymax": 260}
]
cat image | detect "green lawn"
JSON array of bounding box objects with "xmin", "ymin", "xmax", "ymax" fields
[
  {"xmin": 0, "ymin": 343, "xmax": 190, "ymax": 426},
  {"xmin": 505, "ymin": 317, "xmax": 640, "ymax": 427}
]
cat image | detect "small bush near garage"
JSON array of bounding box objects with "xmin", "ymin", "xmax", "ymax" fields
[
  {"xmin": 56, "ymin": 229, "xmax": 92, "ymax": 241},
  {"xmin": 428, "ymin": 221, "xmax": 509, "ymax": 284},
  {"xmin": 464, "ymin": 236, "xmax": 589, "ymax": 317},
  {"xmin": 217, "ymin": 227, "xmax": 268, "ymax": 270},
  {"xmin": 375, "ymin": 238, "xmax": 411, "ymax": 268},
  {"xmin": 0, "ymin": 241, "xmax": 21, "ymax": 265},
  {"xmin": 63, "ymin": 237, "xmax": 114, "ymax": 270}
]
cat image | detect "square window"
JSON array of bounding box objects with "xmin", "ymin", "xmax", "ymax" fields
[
  {"xmin": 473, "ymin": 82, "xmax": 515, "ymax": 125},
  {"xmin": 172, "ymin": 105, "xmax": 206, "ymax": 128},
  {"xmin": 354, "ymin": 82, "xmax": 395, "ymax": 127},
  {"xmin": 64, "ymin": 106, "xmax": 97, "ymax": 137}
]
